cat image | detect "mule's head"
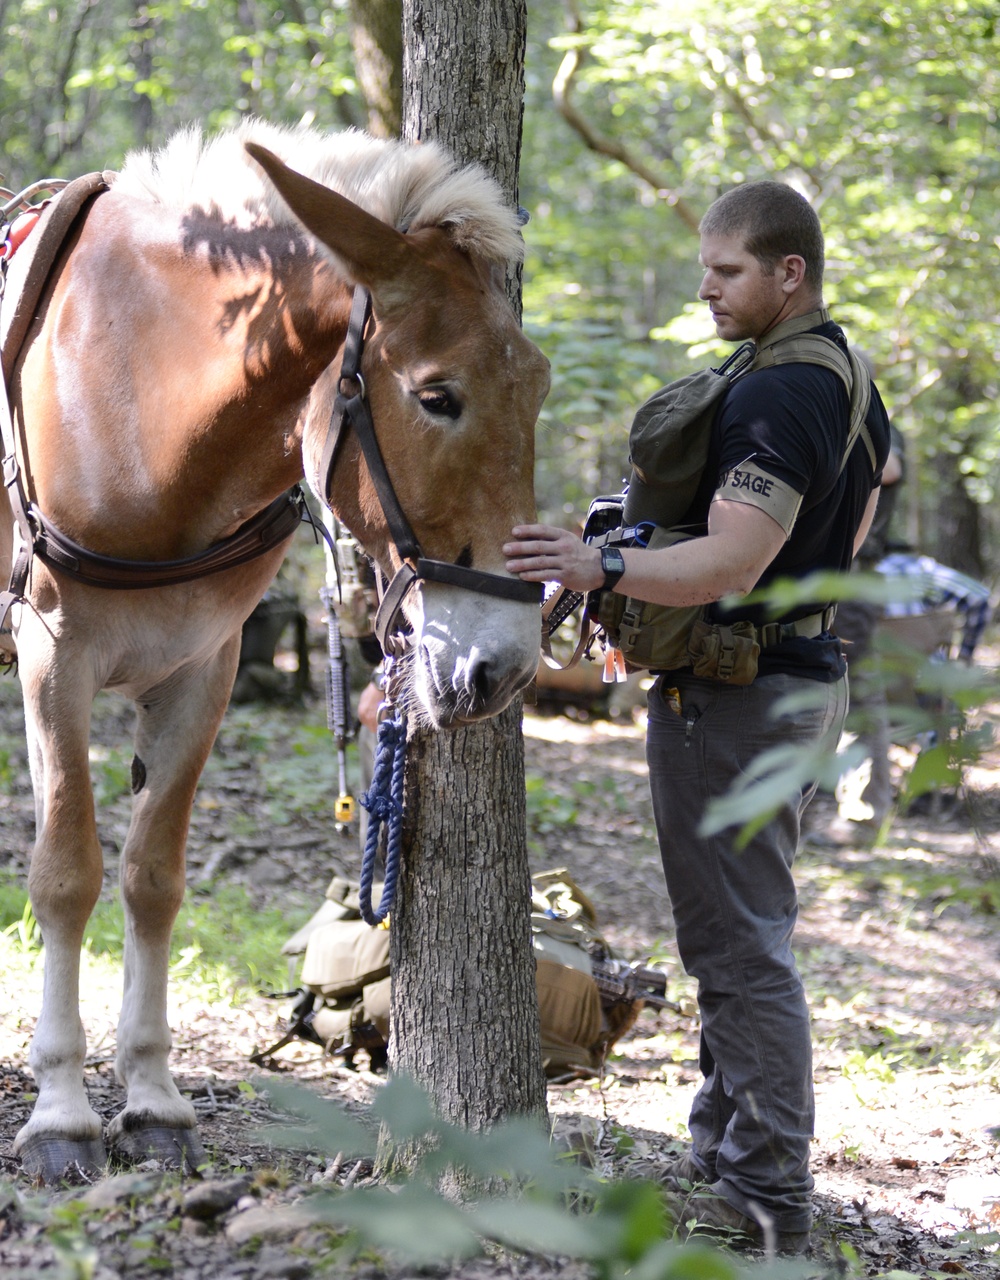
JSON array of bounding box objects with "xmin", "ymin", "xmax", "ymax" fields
[{"xmin": 246, "ymin": 141, "xmax": 550, "ymax": 728}]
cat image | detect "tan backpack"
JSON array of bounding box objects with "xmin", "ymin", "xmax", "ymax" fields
[{"xmin": 266, "ymin": 870, "xmax": 661, "ymax": 1079}]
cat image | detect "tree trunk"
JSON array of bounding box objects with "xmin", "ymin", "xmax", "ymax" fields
[
  {"xmin": 348, "ymin": 0, "xmax": 403, "ymax": 138},
  {"xmin": 935, "ymin": 469, "xmax": 984, "ymax": 579},
  {"xmin": 385, "ymin": 0, "xmax": 547, "ymax": 1157},
  {"xmin": 390, "ymin": 703, "xmax": 544, "ymax": 1126},
  {"xmin": 130, "ymin": 1, "xmax": 154, "ymax": 149}
]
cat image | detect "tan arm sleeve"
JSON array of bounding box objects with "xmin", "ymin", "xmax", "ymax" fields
[{"xmin": 714, "ymin": 461, "xmax": 803, "ymax": 539}]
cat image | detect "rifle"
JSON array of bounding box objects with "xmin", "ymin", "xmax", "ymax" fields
[
  {"xmin": 590, "ymin": 956, "xmax": 679, "ymax": 1012},
  {"xmin": 320, "ymin": 529, "xmax": 379, "ymax": 830}
]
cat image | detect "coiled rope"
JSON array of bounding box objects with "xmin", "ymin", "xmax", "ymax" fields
[{"xmin": 358, "ymin": 710, "xmax": 406, "ymax": 925}]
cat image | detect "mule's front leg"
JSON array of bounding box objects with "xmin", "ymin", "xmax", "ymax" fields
[
  {"xmin": 106, "ymin": 642, "xmax": 241, "ymax": 1172},
  {"xmin": 13, "ymin": 636, "xmax": 107, "ymax": 1180}
]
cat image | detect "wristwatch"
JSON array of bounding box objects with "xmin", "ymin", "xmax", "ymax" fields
[{"xmin": 600, "ymin": 545, "xmax": 626, "ymax": 592}]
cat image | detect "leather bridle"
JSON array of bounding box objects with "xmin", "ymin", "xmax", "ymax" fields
[{"xmin": 317, "ymin": 285, "xmax": 541, "ymax": 654}]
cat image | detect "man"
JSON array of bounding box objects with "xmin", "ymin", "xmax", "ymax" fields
[
  {"xmin": 506, "ymin": 181, "xmax": 891, "ymax": 1253},
  {"xmin": 877, "ymin": 551, "xmax": 991, "ymax": 664}
]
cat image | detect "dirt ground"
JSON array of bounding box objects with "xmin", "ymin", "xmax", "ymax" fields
[{"xmin": 1, "ymin": 662, "xmax": 999, "ymax": 1279}]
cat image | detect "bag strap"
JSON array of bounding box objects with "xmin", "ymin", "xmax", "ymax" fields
[{"xmin": 752, "ymin": 316, "xmax": 876, "ymax": 474}]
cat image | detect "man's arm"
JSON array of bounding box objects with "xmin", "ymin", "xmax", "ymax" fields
[
  {"xmin": 504, "ymin": 499, "xmax": 786, "ymax": 607},
  {"xmin": 853, "ymin": 486, "xmax": 881, "ymax": 557}
]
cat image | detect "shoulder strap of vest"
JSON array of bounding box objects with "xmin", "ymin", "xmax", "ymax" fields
[
  {"xmin": 750, "ymin": 311, "xmax": 876, "ymax": 474},
  {"xmin": 755, "ymin": 307, "xmax": 832, "ymax": 350}
]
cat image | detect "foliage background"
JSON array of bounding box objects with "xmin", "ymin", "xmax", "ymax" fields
[{"xmin": 2, "ymin": 0, "xmax": 999, "ymax": 577}]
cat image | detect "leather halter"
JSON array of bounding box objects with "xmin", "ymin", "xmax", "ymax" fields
[{"xmin": 318, "ymin": 285, "xmax": 541, "ymax": 653}]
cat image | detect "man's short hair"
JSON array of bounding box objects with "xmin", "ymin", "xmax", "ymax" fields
[{"xmin": 700, "ymin": 181, "xmax": 825, "ymax": 291}]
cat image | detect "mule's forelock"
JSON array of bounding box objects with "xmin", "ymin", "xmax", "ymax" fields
[{"xmin": 115, "ymin": 119, "xmax": 524, "ymax": 267}]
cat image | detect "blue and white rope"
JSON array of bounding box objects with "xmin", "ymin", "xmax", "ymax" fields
[{"xmin": 358, "ymin": 710, "xmax": 406, "ymax": 926}]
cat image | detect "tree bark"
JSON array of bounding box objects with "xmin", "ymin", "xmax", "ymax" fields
[
  {"xmin": 385, "ymin": 0, "xmax": 547, "ymax": 1157},
  {"xmin": 935, "ymin": 469, "xmax": 984, "ymax": 579},
  {"xmin": 390, "ymin": 703, "xmax": 544, "ymax": 1129},
  {"xmin": 130, "ymin": 1, "xmax": 154, "ymax": 149},
  {"xmin": 348, "ymin": 0, "xmax": 402, "ymax": 138}
]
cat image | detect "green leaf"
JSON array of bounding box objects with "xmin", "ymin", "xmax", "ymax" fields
[
  {"xmin": 594, "ymin": 1178, "xmax": 671, "ymax": 1264},
  {"xmin": 251, "ymin": 1077, "xmax": 375, "ymax": 1159},
  {"xmin": 898, "ymin": 743, "xmax": 961, "ymax": 802},
  {"xmin": 370, "ymin": 1073, "xmax": 443, "ymax": 1143},
  {"xmin": 700, "ymin": 739, "xmax": 854, "ymax": 844},
  {"xmin": 314, "ymin": 1182, "xmax": 481, "ymax": 1264},
  {"xmin": 626, "ymin": 1236, "xmax": 745, "ymax": 1279},
  {"xmin": 469, "ymin": 1196, "xmax": 605, "ymax": 1257}
]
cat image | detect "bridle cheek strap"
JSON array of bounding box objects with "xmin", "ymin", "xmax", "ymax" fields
[{"xmin": 318, "ymin": 285, "xmax": 541, "ymax": 652}]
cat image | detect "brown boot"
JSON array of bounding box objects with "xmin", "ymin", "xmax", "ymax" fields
[
  {"xmin": 663, "ymin": 1184, "xmax": 811, "ymax": 1256},
  {"xmin": 630, "ymin": 1147, "xmax": 712, "ymax": 1191}
]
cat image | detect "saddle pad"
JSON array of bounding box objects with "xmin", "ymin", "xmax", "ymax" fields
[{"xmin": 2, "ymin": 170, "xmax": 114, "ymax": 384}]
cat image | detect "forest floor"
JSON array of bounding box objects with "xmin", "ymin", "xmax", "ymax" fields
[{"xmin": 1, "ymin": 659, "xmax": 999, "ymax": 1279}]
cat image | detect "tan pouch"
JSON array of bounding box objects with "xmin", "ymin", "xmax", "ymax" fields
[
  {"xmin": 310, "ymin": 1002, "xmax": 356, "ymax": 1050},
  {"xmin": 592, "ymin": 526, "xmax": 702, "ymax": 671},
  {"xmin": 361, "ymin": 975, "xmax": 392, "ymax": 1042},
  {"xmin": 687, "ymin": 618, "xmax": 759, "ymax": 684},
  {"xmin": 300, "ymin": 918, "xmax": 391, "ymax": 1000}
]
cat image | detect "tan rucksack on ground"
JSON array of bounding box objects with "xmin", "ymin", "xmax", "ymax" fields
[{"xmin": 265, "ymin": 870, "xmax": 660, "ymax": 1079}]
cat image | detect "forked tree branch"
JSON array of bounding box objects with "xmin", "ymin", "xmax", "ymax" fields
[{"xmin": 552, "ymin": 7, "xmax": 700, "ymax": 234}]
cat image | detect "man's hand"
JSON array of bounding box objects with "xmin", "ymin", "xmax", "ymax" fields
[{"xmin": 504, "ymin": 524, "xmax": 604, "ymax": 593}]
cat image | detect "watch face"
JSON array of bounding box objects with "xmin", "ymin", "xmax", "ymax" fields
[{"xmin": 602, "ymin": 546, "xmax": 625, "ymax": 586}]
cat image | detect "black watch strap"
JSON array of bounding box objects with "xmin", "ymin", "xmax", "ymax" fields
[{"xmin": 600, "ymin": 545, "xmax": 626, "ymax": 591}]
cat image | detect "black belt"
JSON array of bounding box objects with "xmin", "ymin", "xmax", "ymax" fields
[{"xmin": 758, "ymin": 606, "xmax": 836, "ymax": 648}]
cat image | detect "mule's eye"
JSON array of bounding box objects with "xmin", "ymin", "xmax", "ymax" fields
[{"xmin": 416, "ymin": 386, "xmax": 462, "ymax": 419}]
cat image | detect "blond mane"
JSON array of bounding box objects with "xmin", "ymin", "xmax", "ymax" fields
[{"xmin": 114, "ymin": 119, "xmax": 524, "ymax": 266}]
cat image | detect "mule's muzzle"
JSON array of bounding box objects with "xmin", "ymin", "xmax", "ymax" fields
[{"xmin": 420, "ymin": 639, "xmax": 536, "ymax": 727}]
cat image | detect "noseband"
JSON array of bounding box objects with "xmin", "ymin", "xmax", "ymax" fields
[{"xmin": 317, "ymin": 286, "xmax": 541, "ymax": 654}]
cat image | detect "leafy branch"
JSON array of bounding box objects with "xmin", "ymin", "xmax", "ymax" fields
[{"xmin": 552, "ymin": 0, "xmax": 700, "ymax": 234}]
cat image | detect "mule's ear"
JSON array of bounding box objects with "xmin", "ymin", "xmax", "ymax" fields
[{"xmin": 245, "ymin": 141, "xmax": 412, "ymax": 294}]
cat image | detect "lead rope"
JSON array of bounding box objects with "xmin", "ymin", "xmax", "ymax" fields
[{"xmin": 358, "ymin": 697, "xmax": 406, "ymax": 926}]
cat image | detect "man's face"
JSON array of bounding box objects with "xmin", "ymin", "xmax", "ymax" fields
[{"xmin": 698, "ymin": 231, "xmax": 788, "ymax": 342}]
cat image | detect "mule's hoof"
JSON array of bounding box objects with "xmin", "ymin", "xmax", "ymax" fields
[
  {"xmin": 110, "ymin": 1125, "xmax": 207, "ymax": 1173},
  {"xmin": 18, "ymin": 1133, "xmax": 108, "ymax": 1182}
]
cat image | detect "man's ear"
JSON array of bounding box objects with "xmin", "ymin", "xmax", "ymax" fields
[{"xmin": 780, "ymin": 254, "xmax": 808, "ymax": 293}]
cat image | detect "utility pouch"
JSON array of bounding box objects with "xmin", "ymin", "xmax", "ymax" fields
[
  {"xmin": 587, "ymin": 523, "xmax": 703, "ymax": 671},
  {"xmin": 686, "ymin": 618, "xmax": 759, "ymax": 685}
]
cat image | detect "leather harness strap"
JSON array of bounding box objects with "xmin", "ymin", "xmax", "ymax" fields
[
  {"xmin": 20, "ymin": 489, "xmax": 307, "ymax": 590},
  {"xmin": 0, "ymin": 174, "xmax": 306, "ymax": 636},
  {"xmin": 316, "ymin": 284, "xmax": 541, "ymax": 654},
  {"xmin": 2, "ymin": 204, "xmax": 539, "ymax": 646}
]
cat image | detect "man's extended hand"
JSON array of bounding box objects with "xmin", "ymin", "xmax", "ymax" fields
[{"xmin": 504, "ymin": 524, "xmax": 604, "ymax": 593}]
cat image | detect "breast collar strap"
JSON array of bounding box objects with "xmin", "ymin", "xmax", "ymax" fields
[{"xmin": 317, "ymin": 285, "xmax": 541, "ymax": 654}]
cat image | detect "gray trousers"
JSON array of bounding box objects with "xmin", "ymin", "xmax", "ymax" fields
[{"xmin": 646, "ymin": 670, "xmax": 848, "ymax": 1233}]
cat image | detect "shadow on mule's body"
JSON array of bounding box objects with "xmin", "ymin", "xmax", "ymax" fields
[{"xmin": 2, "ymin": 120, "xmax": 549, "ymax": 1180}]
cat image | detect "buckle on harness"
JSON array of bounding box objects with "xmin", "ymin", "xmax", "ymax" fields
[{"xmin": 715, "ymin": 625, "xmax": 737, "ymax": 681}]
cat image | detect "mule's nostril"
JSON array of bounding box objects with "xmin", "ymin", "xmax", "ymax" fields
[
  {"xmin": 457, "ymin": 544, "xmax": 473, "ymax": 569},
  {"xmin": 470, "ymin": 657, "xmax": 496, "ymax": 707}
]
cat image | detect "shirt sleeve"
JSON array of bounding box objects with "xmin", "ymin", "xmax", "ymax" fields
[{"xmin": 709, "ymin": 366, "xmax": 842, "ymax": 538}]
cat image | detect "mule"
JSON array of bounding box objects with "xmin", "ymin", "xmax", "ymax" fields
[{"xmin": 0, "ymin": 119, "xmax": 549, "ymax": 1181}]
